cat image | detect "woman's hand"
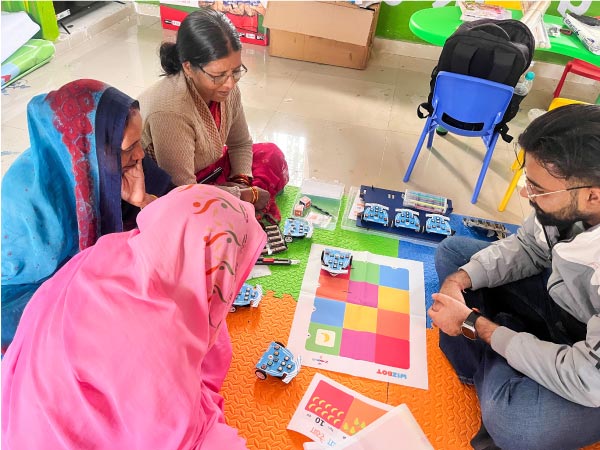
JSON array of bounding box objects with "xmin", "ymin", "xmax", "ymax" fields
[
  {"xmin": 240, "ymin": 186, "xmax": 270, "ymax": 211},
  {"xmin": 254, "ymin": 187, "xmax": 270, "ymax": 211},
  {"xmin": 222, "ymin": 181, "xmax": 248, "ymax": 189},
  {"xmin": 121, "ymin": 160, "xmax": 147, "ymax": 207}
]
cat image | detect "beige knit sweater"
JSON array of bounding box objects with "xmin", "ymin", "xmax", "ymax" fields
[{"xmin": 139, "ymin": 72, "xmax": 253, "ymax": 187}]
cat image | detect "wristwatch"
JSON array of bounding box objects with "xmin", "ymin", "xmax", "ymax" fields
[{"xmin": 461, "ymin": 310, "xmax": 482, "ymax": 340}]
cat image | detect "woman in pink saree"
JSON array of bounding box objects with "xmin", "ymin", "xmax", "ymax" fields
[{"xmin": 1, "ymin": 184, "xmax": 266, "ymax": 450}]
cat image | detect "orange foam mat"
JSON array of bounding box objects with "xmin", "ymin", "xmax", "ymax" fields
[{"xmin": 223, "ymin": 291, "xmax": 600, "ymax": 450}]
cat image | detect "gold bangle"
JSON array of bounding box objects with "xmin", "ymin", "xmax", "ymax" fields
[
  {"xmin": 230, "ymin": 174, "xmax": 252, "ymax": 187},
  {"xmin": 250, "ymin": 186, "xmax": 258, "ymax": 204}
]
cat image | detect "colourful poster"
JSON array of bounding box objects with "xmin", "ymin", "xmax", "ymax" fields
[{"xmin": 288, "ymin": 244, "xmax": 428, "ymax": 389}]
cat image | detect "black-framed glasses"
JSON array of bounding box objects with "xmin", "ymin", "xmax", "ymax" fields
[
  {"xmin": 198, "ymin": 64, "xmax": 247, "ymax": 86},
  {"xmin": 523, "ymin": 170, "xmax": 593, "ymax": 200}
]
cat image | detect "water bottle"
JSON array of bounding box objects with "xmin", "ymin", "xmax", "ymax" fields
[{"xmin": 514, "ymin": 71, "xmax": 535, "ymax": 97}]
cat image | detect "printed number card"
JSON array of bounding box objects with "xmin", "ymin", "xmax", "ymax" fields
[{"xmin": 288, "ymin": 373, "xmax": 393, "ymax": 446}]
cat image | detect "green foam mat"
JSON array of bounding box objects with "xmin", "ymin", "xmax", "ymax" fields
[{"xmin": 262, "ymin": 186, "xmax": 399, "ymax": 301}]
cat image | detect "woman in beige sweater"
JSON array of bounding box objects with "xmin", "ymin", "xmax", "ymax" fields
[{"xmin": 139, "ymin": 8, "xmax": 288, "ymax": 223}]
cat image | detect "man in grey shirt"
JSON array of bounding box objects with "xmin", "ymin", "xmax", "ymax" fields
[{"xmin": 429, "ymin": 104, "xmax": 600, "ymax": 450}]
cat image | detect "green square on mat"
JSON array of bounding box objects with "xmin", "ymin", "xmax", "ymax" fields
[
  {"xmin": 306, "ymin": 322, "xmax": 342, "ymax": 355},
  {"xmin": 349, "ymin": 260, "xmax": 380, "ymax": 285}
]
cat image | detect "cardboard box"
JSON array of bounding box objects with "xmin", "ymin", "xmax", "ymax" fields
[
  {"xmin": 159, "ymin": 1, "xmax": 268, "ymax": 46},
  {"xmin": 263, "ymin": 1, "xmax": 380, "ymax": 70}
]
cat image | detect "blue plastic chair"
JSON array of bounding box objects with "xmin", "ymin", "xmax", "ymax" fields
[{"xmin": 403, "ymin": 71, "xmax": 514, "ymax": 204}]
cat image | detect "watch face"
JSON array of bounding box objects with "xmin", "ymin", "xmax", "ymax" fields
[{"xmin": 461, "ymin": 323, "xmax": 477, "ymax": 340}]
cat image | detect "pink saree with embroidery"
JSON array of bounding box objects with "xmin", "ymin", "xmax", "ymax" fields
[{"xmin": 2, "ymin": 184, "xmax": 266, "ymax": 450}]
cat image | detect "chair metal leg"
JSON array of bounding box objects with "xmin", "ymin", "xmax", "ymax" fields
[
  {"xmin": 471, "ymin": 132, "xmax": 500, "ymax": 203},
  {"xmin": 403, "ymin": 117, "xmax": 433, "ymax": 182}
]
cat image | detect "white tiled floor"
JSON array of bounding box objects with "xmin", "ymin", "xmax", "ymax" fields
[{"xmin": 2, "ymin": 4, "xmax": 598, "ymax": 225}]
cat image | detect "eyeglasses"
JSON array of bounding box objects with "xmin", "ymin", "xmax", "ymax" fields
[
  {"xmin": 524, "ymin": 174, "xmax": 593, "ymax": 200},
  {"xmin": 198, "ymin": 64, "xmax": 247, "ymax": 86}
]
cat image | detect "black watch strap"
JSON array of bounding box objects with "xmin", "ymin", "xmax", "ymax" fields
[{"xmin": 461, "ymin": 310, "xmax": 482, "ymax": 340}]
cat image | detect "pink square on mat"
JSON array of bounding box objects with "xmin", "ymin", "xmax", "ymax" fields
[
  {"xmin": 340, "ymin": 329, "xmax": 376, "ymax": 362},
  {"xmin": 346, "ymin": 281, "xmax": 378, "ymax": 307}
]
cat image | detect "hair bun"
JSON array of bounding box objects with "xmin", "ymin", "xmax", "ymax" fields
[{"xmin": 159, "ymin": 42, "xmax": 181, "ymax": 76}]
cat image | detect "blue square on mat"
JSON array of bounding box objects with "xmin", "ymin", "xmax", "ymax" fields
[
  {"xmin": 379, "ymin": 265, "xmax": 409, "ymax": 290},
  {"xmin": 311, "ymin": 297, "xmax": 346, "ymax": 327}
]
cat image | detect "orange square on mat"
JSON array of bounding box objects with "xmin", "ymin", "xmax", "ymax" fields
[{"xmin": 377, "ymin": 309, "xmax": 410, "ymax": 340}]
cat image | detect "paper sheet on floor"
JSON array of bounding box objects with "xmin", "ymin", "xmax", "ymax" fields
[
  {"xmin": 288, "ymin": 373, "xmax": 393, "ymax": 446},
  {"xmin": 291, "ymin": 373, "xmax": 433, "ymax": 449}
]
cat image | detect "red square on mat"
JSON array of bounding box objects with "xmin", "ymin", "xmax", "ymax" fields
[
  {"xmin": 316, "ymin": 273, "xmax": 350, "ymax": 301},
  {"xmin": 374, "ymin": 334, "xmax": 410, "ymax": 369}
]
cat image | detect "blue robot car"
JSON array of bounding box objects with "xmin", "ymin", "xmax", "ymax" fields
[
  {"xmin": 361, "ymin": 203, "xmax": 389, "ymax": 226},
  {"xmin": 283, "ymin": 218, "xmax": 314, "ymax": 243},
  {"xmin": 393, "ymin": 208, "xmax": 421, "ymax": 232},
  {"xmin": 321, "ymin": 248, "xmax": 353, "ymax": 276},
  {"xmin": 230, "ymin": 283, "xmax": 263, "ymax": 313},
  {"xmin": 425, "ymin": 214, "xmax": 453, "ymax": 236},
  {"xmin": 255, "ymin": 341, "xmax": 302, "ymax": 383}
]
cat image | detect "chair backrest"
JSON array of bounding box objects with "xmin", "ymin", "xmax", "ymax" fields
[{"xmin": 431, "ymin": 71, "xmax": 514, "ymax": 137}]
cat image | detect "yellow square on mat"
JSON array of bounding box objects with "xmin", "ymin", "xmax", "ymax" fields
[
  {"xmin": 343, "ymin": 303, "xmax": 377, "ymax": 332},
  {"xmin": 378, "ymin": 286, "xmax": 409, "ymax": 313}
]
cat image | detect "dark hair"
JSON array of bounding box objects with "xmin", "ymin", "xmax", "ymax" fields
[
  {"xmin": 159, "ymin": 8, "xmax": 242, "ymax": 76},
  {"xmin": 125, "ymin": 101, "xmax": 140, "ymax": 127},
  {"xmin": 518, "ymin": 104, "xmax": 600, "ymax": 186}
]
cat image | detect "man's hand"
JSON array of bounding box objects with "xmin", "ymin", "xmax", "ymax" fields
[
  {"xmin": 429, "ymin": 292, "xmax": 499, "ymax": 343},
  {"xmin": 121, "ymin": 160, "xmax": 147, "ymax": 207},
  {"xmin": 428, "ymin": 293, "xmax": 472, "ymax": 336},
  {"xmin": 439, "ymin": 270, "xmax": 473, "ymax": 304}
]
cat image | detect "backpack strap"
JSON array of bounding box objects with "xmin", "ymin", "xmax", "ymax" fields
[
  {"xmin": 496, "ymin": 123, "xmax": 513, "ymax": 143},
  {"xmin": 488, "ymin": 51, "xmax": 517, "ymax": 84},
  {"xmin": 468, "ymin": 22, "xmax": 510, "ymax": 40},
  {"xmin": 450, "ymin": 43, "xmax": 478, "ymax": 74},
  {"xmin": 417, "ymin": 102, "xmax": 433, "ymax": 119}
]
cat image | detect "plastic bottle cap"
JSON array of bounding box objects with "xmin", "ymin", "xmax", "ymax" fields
[{"xmin": 525, "ymin": 72, "xmax": 535, "ymax": 80}]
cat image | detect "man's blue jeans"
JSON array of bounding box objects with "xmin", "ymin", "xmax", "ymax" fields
[{"xmin": 435, "ymin": 236, "xmax": 600, "ymax": 450}]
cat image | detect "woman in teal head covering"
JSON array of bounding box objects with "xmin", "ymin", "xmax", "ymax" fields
[{"xmin": 1, "ymin": 79, "xmax": 173, "ymax": 351}]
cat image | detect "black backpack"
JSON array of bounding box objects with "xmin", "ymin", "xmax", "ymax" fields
[{"xmin": 417, "ymin": 19, "xmax": 535, "ymax": 143}]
